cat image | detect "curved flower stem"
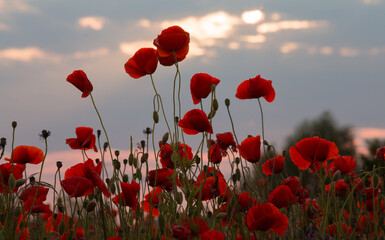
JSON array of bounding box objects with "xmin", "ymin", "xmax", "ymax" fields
[
  {"xmin": 89, "ymin": 93, "xmax": 114, "ymax": 163},
  {"xmin": 257, "ymin": 99, "xmax": 267, "ymax": 159},
  {"xmin": 150, "ymin": 74, "xmax": 172, "ymax": 141}
]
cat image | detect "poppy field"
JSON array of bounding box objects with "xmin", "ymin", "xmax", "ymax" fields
[{"xmin": 1, "ymin": 25, "xmax": 385, "ymax": 240}]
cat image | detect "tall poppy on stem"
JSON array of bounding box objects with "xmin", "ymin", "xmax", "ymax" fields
[
  {"xmin": 153, "ymin": 25, "xmax": 190, "ymax": 66},
  {"xmin": 238, "ymin": 135, "xmax": 261, "ymax": 163},
  {"xmin": 66, "ymin": 70, "xmax": 93, "ymax": 98},
  {"xmin": 190, "ymin": 73, "xmax": 220, "ymax": 105},
  {"xmin": 178, "ymin": 109, "xmax": 213, "ymax": 135},
  {"xmin": 66, "ymin": 127, "xmax": 97, "ymax": 152},
  {"xmin": 235, "ymin": 75, "xmax": 275, "ymax": 102},
  {"xmin": 124, "ymin": 48, "xmax": 158, "ymax": 79},
  {"xmin": 5, "ymin": 145, "xmax": 44, "ymax": 165}
]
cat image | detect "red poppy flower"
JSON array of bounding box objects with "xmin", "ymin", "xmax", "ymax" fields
[
  {"xmin": 375, "ymin": 147, "xmax": 385, "ymax": 161},
  {"xmin": 124, "ymin": 48, "xmax": 158, "ymax": 79},
  {"xmin": 325, "ymin": 179, "xmax": 347, "ymax": 197},
  {"xmin": 235, "ymin": 75, "xmax": 275, "ymax": 102},
  {"xmin": 246, "ymin": 203, "xmax": 288, "ymax": 235},
  {"xmin": 46, "ymin": 212, "xmax": 72, "ymax": 232},
  {"xmin": 195, "ymin": 168, "xmax": 227, "ymax": 201},
  {"xmin": 365, "ymin": 187, "xmax": 380, "ymax": 200},
  {"xmin": 262, "ymin": 155, "xmax": 285, "ymax": 176},
  {"xmin": 147, "ymin": 168, "xmax": 174, "ymax": 191},
  {"xmin": 238, "ymin": 192, "xmax": 258, "ymax": 212},
  {"xmin": 5, "ymin": 145, "xmax": 44, "ymax": 165},
  {"xmin": 113, "ymin": 180, "xmax": 140, "ymax": 210},
  {"xmin": 216, "ymin": 132, "xmax": 237, "ymax": 155},
  {"xmin": 171, "ymin": 224, "xmax": 190, "ymax": 240},
  {"xmin": 178, "ymin": 109, "xmax": 213, "ymax": 135},
  {"xmin": 159, "ymin": 142, "xmax": 193, "ymax": 169},
  {"xmin": 142, "ymin": 186, "xmax": 163, "ymax": 217},
  {"xmin": 20, "ymin": 186, "xmax": 52, "ymax": 214},
  {"xmin": 200, "ymin": 230, "xmax": 225, "ymax": 240},
  {"xmin": 61, "ymin": 176, "xmax": 94, "ymax": 197},
  {"xmin": 153, "ymin": 25, "xmax": 190, "ymax": 66},
  {"xmin": 289, "ymin": 137, "xmax": 339, "ymax": 172},
  {"xmin": 327, "ymin": 155, "xmax": 356, "ymax": 176},
  {"xmin": 66, "ymin": 127, "xmax": 97, "ymax": 152},
  {"xmin": 238, "ymin": 136, "xmax": 261, "ymax": 163},
  {"xmin": 66, "ymin": 70, "xmax": 93, "ymax": 98},
  {"xmin": 282, "ymin": 176, "xmax": 301, "ymax": 193},
  {"xmin": 208, "ymin": 140, "xmax": 222, "ymax": 164},
  {"xmin": 0, "ymin": 163, "xmax": 24, "ymax": 193},
  {"xmin": 268, "ymin": 185, "xmax": 295, "ymax": 209},
  {"xmin": 190, "ymin": 73, "xmax": 220, "ymax": 105},
  {"xmin": 63, "ymin": 158, "xmax": 110, "ymax": 198}
]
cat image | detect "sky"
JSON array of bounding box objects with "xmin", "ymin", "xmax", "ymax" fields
[{"xmin": 1, "ymin": 0, "xmax": 385, "ymax": 176}]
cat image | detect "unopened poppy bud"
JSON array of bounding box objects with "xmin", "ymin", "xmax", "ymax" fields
[
  {"xmin": 324, "ymin": 175, "xmax": 332, "ymax": 185},
  {"xmin": 30, "ymin": 176, "xmax": 36, "ymax": 185},
  {"xmin": 153, "ymin": 111, "xmax": 159, "ymax": 123},
  {"xmin": 141, "ymin": 140, "xmax": 145, "ymax": 149},
  {"xmin": 213, "ymin": 99, "xmax": 219, "ymax": 111},
  {"xmin": 263, "ymin": 140, "xmax": 269, "ymax": 145},
  {"xmin": 203, "ymin": 165, "xmax": 209, "ymax": 173},
  {"xmin": 207, "ymin": 110, "xmax": 216, "ymax": 119},
  {"xmin": 174, "ymin": 116, "xmax": 179, "ymax": 123},
  {"xmin": 225, "ymin": 98, "xmax": 230, "ymax": 107},
  {"xmin": 372, "ymin": 174, "xmax": 380, "ymax": 188},
  {"xmin": 122, "ymin": 174, "xmax": 129, "ymax": 183},
  {"xmin": 40, "ymin": 129, "xmax": 51, "ymax": 139},
  {"xmin": 141, "ymin": 153, "xmax": 148, "ymax": 163},
  {"xmin": 128, "ymin": 153, "xmax": 134, "ymax": 166},
  {"xmin": 0, "ymin": 137, "xmax": 6, "ymax": 148},
  {"xmin": 231, "ymin": 174, "xmax": 237, "ymax": 183},
  {"xmin": 171, "ymin": 152, "xmax": 180, "ymax": 165},
  {"xmin": 12, "ymin": 121, "xmax": 17, "ymax": 129},
  {"xmin": 235, "ymin": 157, "xmax": 240, "ymax": 164},
  {"xmin": 56, "ymin": 161, "xmax": 63, "ymax": 169},
  {"xmin": 115, "ymin": 150, "xmax": 120, "ymax": 157},
  {"xmin": 194, "ymin": 155, "xmax": 200, "ymax": 165},
  {"xmin": 58, "ymin": 221, "xmax": 66, "ymax": 235},
  {"xmin": 8, "ymin": 174, "xmax": 16, "ymax": 189},
  {"xmin": 103, "ymin": 142, "xmax": 109, "ymax": 151},
  {"xmin": 97, "ymin": 130, "xmax": 101, "ymax": 138},
  {"xmin": 161, "ymin": 132, "xmax": 169, "ymax": 144},
  {"xmin": 86, "ymin": 201, "xmax": 96, "ymax": 212},
  {"xmin": 332, "ymin": 170, "xmax": 341, "ymax": 182},
  {"xmin": 15, "ymin": 179, "xmax": 27, "ymax": 188},
  {"xmin": 106, "ymin": 178, "xmax": 110, "ymax": 184},
  {"xmin": 113, "ymin": 160, "xmax": 120, "ymax": 170}
]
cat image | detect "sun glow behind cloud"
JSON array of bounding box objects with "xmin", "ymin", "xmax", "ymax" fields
[
  {"xmin": 257, "ymin": 20, "xmax": 326, "ymax": 34},
  {"xmin": 242, "ymin": 10, "xmax": 264, "ymax": 24},
  {"xmin": 354, "ymin": 128, "xmax": 385, "ymax": 155},
  {"xmin": 0, "ymin": 47, "xmax": 56, "ymax": 62},
  {"xmin": 78, "ymin": 16, "xmax": 106, "ymax": 30}
]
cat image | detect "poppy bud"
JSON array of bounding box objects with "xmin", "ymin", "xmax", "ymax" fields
[
  {"xmin": 56, "ymin": 161, "xmax": 63, "ymax": 169},
  {"xmin": 194, "ymin": 155, "xmax": 200, "ymax": 165},
  {"xmin": 213, "ymin": 99, "xmax": 219, "ymax": 111},
  {"xmin": 332, "ymin": 170, "xmax": 341, "ymax": 182},
  {"xmin": 40, "ymin": 129, "xmax": 51, "ymax": 139},
  {"xmin": 207, "ymin": 110, "xmax": 216, "ymax": 120},
  {"xmin": 123, "ymin": 174, "xmax": 129, "ymax": 183},
  {"xmin": 86, "ymin": 201, "xmax": 97, "ymax": 212},
  {"xmin": 8, "ymin": 174, "xmax": 16, "ymax": 188},
  {"xmin": 12, "ymin": 121, "xmax": 17, "ymax": 129},
  {"xmin": 324, "ymin": 175, "xmax": 332, "ymax": 185},
  {"xmin": 115, "ymin": 150, "xmax": 120, "ymax": 157},
  {"xmin": 113, "ymin": 160, "xmax": 121, "ymax": 170},
  {"xmin": 141, "ymin": 140, "xmax": 145, "ymax": 149},
  {"xmin": 103, "ymin": 142, "xmax": 109, "ymax": 151},
  {"xmin": 141, "ymin": 153, "xmax": 148, "ymax": 163},
  {"xmin": 225, "ymin": 98, "xmax": 230, "ymax": 107},
  {"xmin": 58, "ymin": 221, "xmax": 66, "ymax": 235},
  {"xmin": 232, "ymin": 174, "xmax": 238, "ymax": 183},
  {"xmin": 161, "ymin": 132, "xmax": 169, "ymax": 144},
  {"xmin": 263, "ymin": 140, "xmax": 269, "ymax": 145},
  {"xmin": 123, "ymin": 159, "xmax": 128, "ymax": 165},
  {"xmin": 235, "ymin": 157, "xmax": 240, "ymax": 164},
  {"xmin": 30, "ymin": 176, "xmax": 36, "ymax": 185},
  {"xmin": 15, "ymin": 179, "xmax": 27, "ymax": 188},
  {"xmin": 153, "ymin": 111, "xmax": 159, "ymax": 123},
  {"xmin": 175, "ymin": 192, "xmax": 183, "ymax": 205},
  {"xmin": 97, "ymin": 129, "xmax": 101, "ymax": 138},
  {"xmin": 129, "ymin": 153, "xmax": 134, "ymax": 166},
  {"xmin": 216, "ymin": 212, "xmax": 227, "ymax": 219},
  {"xmin": 106, "ymin": 178, "xmax": 110, "ymax": 184},
  {"xmin": 0, "ymin": 137, "xmax": 6, "ymax": 148},
  {"xmin": 109, "ymin": 182, "xmax": 116, "ymax": 195}
]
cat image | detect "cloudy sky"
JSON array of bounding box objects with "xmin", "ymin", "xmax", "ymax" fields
[{"xmin": 1, "ymin": 0, "xmax": 385, "ymax": 176}]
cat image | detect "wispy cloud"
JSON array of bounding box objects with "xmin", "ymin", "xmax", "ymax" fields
[
  {"xmin": 0, "ymin": 0, "xmax": 37, "ymax": 14},
  {"xmin": 354, "ymin": 127, "xmax": 385, "ymax": 155},
  {"xmin": 73, "ymin": 48, "xmax": 110, "ymax": 59},
  {"xmin": 120, "ymin": 41, "xmax": 154, "ymax": 56},
  {"xmin": 339, "ymin": 47, "xmax": 360, "ymax": 57},
  {"xmin": 362, "ymin": 0, "xmax": 381, "ymax": 4},
  {"xmin": 257, "ymin": 20, "xmax": 327, "ymax": 34},
  {"xmin": 280, "ymin": 42, "xmax": 299, "ymax": 54},
  {"xmin": 78, "ymin": 16, "xmax": 107, "ymax": 30},
  {"xmin": 0, "ymin": 47, "xmax": 59, "ymax": 62}
]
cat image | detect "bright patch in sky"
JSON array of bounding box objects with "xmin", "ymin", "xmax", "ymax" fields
[
  {"xmin": 73, "ymin": 48, "xmax": 110, "ymax": 59},
  {"xmin": 257, "ymin": 20, "xmax": 325, "ymax": 34},
  {"xmin": 78, "ymin": 16, "xmax": 106, "ymax": 30},
  {"xmin": 354, "ymin": 128, "xmax": 385, "ymax": 155},
  {"xmin": 241, "ymin": 10, "xmax": 264, "ymax": 24},
  {"xmin": 120, "ymin": 41, "xmax": 154, "ymax": 55},
  {"xmin": 339, "ymin": 47, "xmax": 360, "ymax": 57},
  {"xmin": 0, "ymin": 47, "xmax": 47, "ymax": 62},
  {"xmin": 280, "ymin": 42, "xmax": 299, "ymax": 54}
]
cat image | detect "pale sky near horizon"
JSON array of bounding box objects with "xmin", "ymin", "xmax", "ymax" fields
[{"xmin": 1, "ymin": 0, "xmax": 385, "ymax": 167}]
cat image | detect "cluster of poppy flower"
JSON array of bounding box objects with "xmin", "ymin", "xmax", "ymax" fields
[{"xmin": 1, "ymin": 25, "xmax": 385, "ymax": 239}]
